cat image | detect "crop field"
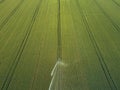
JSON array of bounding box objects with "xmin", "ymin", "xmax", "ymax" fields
[{"xmin": 0, "ymin": 0, "xmax": 120, "ymax": 90}]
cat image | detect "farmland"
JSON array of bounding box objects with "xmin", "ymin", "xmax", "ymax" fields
[{"xmin": 0, "ymin": 0, "xmax": 120, "ymax": 90}]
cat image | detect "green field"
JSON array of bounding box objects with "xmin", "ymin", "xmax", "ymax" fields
[{"xmin": 0, "ymin": 0, "xmax": 120, "ymax": 90}]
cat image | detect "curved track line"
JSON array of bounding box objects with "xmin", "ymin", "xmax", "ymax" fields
[
  {"xmin": 49, "ymin": 59, "xmax": 60, "ymax": 90},
  {"xmin": 0, "ymin": 0, "xmax": 5, "ymax": 3},
  {"xmin": 1, "ymin": 0, "xmax": 41, "ymax": 89},
  {"xmin": 0, "ymin": 0, "xmax": 24, "ymax": 31},
  {"xmin": 75, "ymin": 0, "xmax": 118, "ymax": 90}
]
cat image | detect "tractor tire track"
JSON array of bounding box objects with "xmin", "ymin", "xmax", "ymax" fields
[
  {"xmin": 0, "ymin": 0, "xmax": 24, "ymax": 31},
  {"xmin": 57, "ymin": 0, "xmax": 62, "ymax": 60},
  {"xmin": 111, "ymin": 0, "xmax": 120, "ymax": 7},
  {"xmin": 94, "ymin": 0, "xmax": 120, "ymax": 32},
  {"xmin": 57, "ymin": 0, "xmax": 62, "ymax": 89},
  {"xmin": 1, "ymin": 0, "xmax": 41, "ymax": 89},
  {"xmin": 48, "ymin": 0, "xmax": 62, "ymax": 89},
  {"xmin": 49, "ymin": 0, "xmax": 62, "ymax": 89},
  {"xmin": 75, "ymin": 0, "xmax": 118, "ymax": 90}
]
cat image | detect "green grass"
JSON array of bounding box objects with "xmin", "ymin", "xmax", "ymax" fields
[{"xmin": 0, "ymin": 0, "xmax": 120, "ymax": 90}]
